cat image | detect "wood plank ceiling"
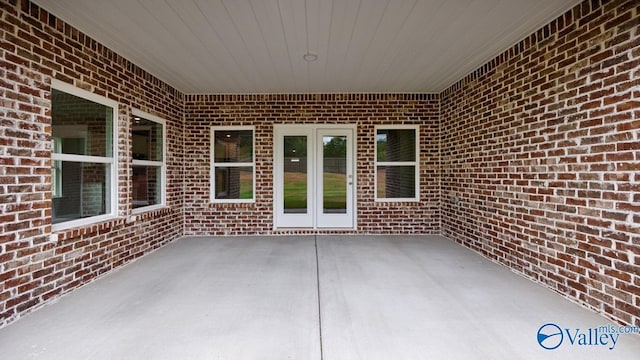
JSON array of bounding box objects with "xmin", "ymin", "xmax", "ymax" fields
[{"xmin": 33, "ymin": 0, "xmax": 581, "ymax": 94}]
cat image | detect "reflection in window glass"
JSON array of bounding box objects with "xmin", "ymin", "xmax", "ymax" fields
[
  {"xmin": 51, "ymin": 89, "xmax": 113, "ymax": 157},
  {"xmin": 214, "ymin": 167, "xmax": 253, "ymax": 200},
  {"xmin": 51, "ymin": 87, "xmax": 115, "ymax": 226},
  {"xmin": 132, "ymin": 165, "xmax": 161, "ymax": 208},
  {"xmin": 52, "ymin": 162, "xmax": 111, "ymax": 224},
  {"xmin": 376, "ymin": 165, "xmax": 416, "ymax": 199},
  {"xmin": 213, "ymin": 130, "xmax": 253, "ymax": 163},
  {"xmin": 375, "ymin": 127, "xmax": 419, "ymax": 201},
  {"xmin": 132, "ymin": 118, "xmax": 163, "ymax": 161},
  {"xmin": 211, "ymin": 127, "xmax": 255, "ymax": 202},
  {"xmin": 376, "ymin": 129, "xmax": 416, "ymax": 162},
  {"xmin": 131, "ymin": 114, "xmax": 165, "ymax": 210}
]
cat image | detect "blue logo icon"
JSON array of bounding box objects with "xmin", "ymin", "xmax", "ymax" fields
[{"xmin": 538, "ymin": 323, "xmax": 563, "ymax": 350}]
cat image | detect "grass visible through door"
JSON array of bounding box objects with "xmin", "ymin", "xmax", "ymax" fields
[{"xmin": 283, "ymin": 172, "xmax": 346, "ymax": 210}]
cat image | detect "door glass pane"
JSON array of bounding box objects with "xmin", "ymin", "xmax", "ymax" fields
[
  {"xmin": 323, "ymin": 135, "xmax": 347, "ymax": 214},
  {"xmin": 284, "ymin": 136, "xmax": 307, "ymax": 213}
]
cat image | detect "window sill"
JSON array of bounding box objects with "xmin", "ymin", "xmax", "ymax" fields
[
  {"xmin": 52, "ymin": 215, "xmax": 126, "ymax": 241},
  {"xmin": 374, "ymin": 198, "xmax": 421, "ymax": 203},
  {"xmin": 129, "ymin": 206, "xmax": 173, "ymax": 222},
  {"xmin": 208, "ymin": 201, "xmax": 256, "ymax": 208},
  {"xmin": 132, "ymin": 204, "xmax": 167, "ymax": 215},
  {"xmin": 52, "ymin": 213, "xmax": 119, "ymax": 232}
]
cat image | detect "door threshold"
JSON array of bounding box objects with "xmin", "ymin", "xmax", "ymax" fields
[{"xmin": 274, "ymin": 227, "xmax": 358, "ymax": 232}]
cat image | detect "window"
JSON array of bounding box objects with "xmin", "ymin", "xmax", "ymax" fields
[
  {"xmin": 51, "ymin": 80, "xmax": 118, "ymax": 230},
  {"xmin": 210, "ymin": 126, "xmax": 255, "ymax": 203},
  {"xmin": 375, "ymin": 125, "xmax": 420, "ymax": 201},
  {"xmin": 131, "ymin": 110, "xmax": 166, "ymax": 212}
]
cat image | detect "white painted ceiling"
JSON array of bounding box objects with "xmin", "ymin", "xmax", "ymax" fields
[{"xmin": 33, "ymin": 0, "xmax": 581, "ymax": 94}]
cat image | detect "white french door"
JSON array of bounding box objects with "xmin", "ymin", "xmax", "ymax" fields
[{"xmin": 274, "ymin": 125, "xmax": 356, "ymax": 229}]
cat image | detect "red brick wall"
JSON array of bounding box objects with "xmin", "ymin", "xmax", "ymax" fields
[
  {"xmin": 441, "ymin": 0, "xmax": 640, "ymax": 327},
  {"xmin": 2, "ymin": 0, "xmax": 638, "ymax": 333},
  {"xmin": 0, "ymin": 0, "xmax": 184, "ymax": 327},
  {"xmin": 184, "ymin": 94, "xmax": 441, "ymax": 235}
]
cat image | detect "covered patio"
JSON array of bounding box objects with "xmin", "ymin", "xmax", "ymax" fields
[{"xmin": 1, "ymin": 235, "xmax": 638, "ymax": 359}]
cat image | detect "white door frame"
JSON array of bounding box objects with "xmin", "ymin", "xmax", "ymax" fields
[
  {"xmin": 273, "ymin": 126, "xmax": 315, "ymax": 228},
  {"xmin": 316, "ymin": 128, "xmax": 355, "ymax": 228},
  {"xmin": 273, "ymin": 124, "xmax": 357, "ymax": 230}
]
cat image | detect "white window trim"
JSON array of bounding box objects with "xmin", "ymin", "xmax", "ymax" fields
[
  {"xmin": 51, "ymin": 79, "xmax": 119, "ymax": 232},
  {"xmin": 210, "ymin": 126, "xmax": 256, "ymax": 204},
  {"xmin": 374, "ymin": 124, "xmax": 420, "ymax": 202},
  {"xmin": 51, "ymin": 137, "xmax": 62, "ymax": 198},
  {"xmin": 131, "ymin": 109, "xmax": 167, "ymax": 214}
]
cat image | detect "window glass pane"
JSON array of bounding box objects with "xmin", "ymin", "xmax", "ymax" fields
[
  {"xmin": 377, "ymin": 165, "xmax": 416, "ymax": 199},
  {"xmin": 214, "ymin": 166, "xmax": 253, "ymax": 200},
  {"xmin": 133, "ymin": 165, "xmax": 161, "ymax": 208},
  {"xmin": 52, "ymin": 162, "xmax": 111, "ymax": 223},
  {"xmin": 51, "ymin": 89, "xmax": 113, "ymax": 157},
  {"xmin": 284, "ymin": 136, "xmax": 307, "ymax": 213},
  {"xmin": 132, "ymin": 118, "xmax": 163, "ymax": 161},
  {"xmin": 376, "ymin": 129, "xmax": 416, "ymax": 162},
  {"xmin": 214, "ymin": 130, "xmax": 253, "ymax": 163}
]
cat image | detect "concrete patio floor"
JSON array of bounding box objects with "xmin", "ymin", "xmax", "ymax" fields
[{"xmin": 0, "ymin": 235, "xmax": 638, "ymax": 359}]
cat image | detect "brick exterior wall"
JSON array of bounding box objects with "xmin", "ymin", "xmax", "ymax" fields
[
  {"xmin": 0, "ymin": 0, "xmax": 184, "ymax": 327},
  {"xmin": 441, "ymin": 0, "xmax": 640, "ymax": 328},
  {"xmin": 0, "ymin": 0, "xmax": 638, "ymax": 333},
  {"xmin": 184, "ymin": 93, "xmax": 441, "ymax": 236}
]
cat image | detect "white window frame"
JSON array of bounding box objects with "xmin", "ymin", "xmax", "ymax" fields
[
  {"xmin": 210, "ymin": 126, "xmax": 255, "ymax": 204},
  {"xmin": 51, "ymin": 79, "xmax": 119, "ymax": 231},
  {"xmin": 374, "ymin": 125, "xmax": 420, "ymax": 202},
  {"xmin": 131, "ymin": 109, "xmax": 166, "ymax": 214},
  {"xmin": 51, "ymin": 137, "xmax": 62, "ymax": 198}
]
